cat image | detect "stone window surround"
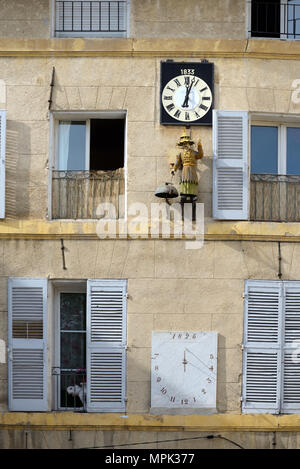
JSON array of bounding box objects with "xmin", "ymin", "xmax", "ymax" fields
[
  {"xmin": 48, "ymin": 110, "xmax": 128, "ymax": 221},
  {"xmin": 50, "ymin": 0, "xmax": 131, "ymax": 38}
]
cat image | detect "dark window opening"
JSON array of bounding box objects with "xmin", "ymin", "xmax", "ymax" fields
[
  {"xmin": 90, "ymin": 119, "xmax": 125, "ymax": 171},
  {"xmin": 251, "ymin": 0, "xmax": 281, "ymax": 37},
  {"xmin": 59, "ymin": 292, "xmax": 86, "ymax": 409}
]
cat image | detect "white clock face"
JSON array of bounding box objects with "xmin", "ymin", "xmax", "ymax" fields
[
  {"xmin": 151, "ymin": 331, "xmax": 218, "ymax": 414},
  {"xmin": 162, "ymin": 75, "xmax": 213, "ymax": 122}
]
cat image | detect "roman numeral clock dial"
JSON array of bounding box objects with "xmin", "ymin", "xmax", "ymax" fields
[{"xmin": 160, "ymin": 62, "xmax": 214, "ymax": 125}]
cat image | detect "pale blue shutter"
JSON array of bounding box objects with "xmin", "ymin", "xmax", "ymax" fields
[
  {"xmin": 8, "ymin": 278, "xmax": 48, "ymax": 411},
  {"xmin": 0, "ymin": 110, "xmax": 6, "ymax": 218},
  {"xmin": 213, "ymin": 110, "xmax": 249, "ymax": 220},
  {"xmin": 282, "ymin": 282, "xmax": 300, "ymax": 413},
  {"xmin": 86, "ymin": 279, "xmax": 127, "ymax": 412},
  {"xmin": 242, "ymin": 280, "xmax": 282, "ymax": 414}
]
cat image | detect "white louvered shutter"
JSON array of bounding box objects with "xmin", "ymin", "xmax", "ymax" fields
[
  {"xmin": 0, "ymin": 110, "xmax": 6, "ymax": 218},
  {"xmin": 213, "ymin": 110, "xmax": 249, "ymax": 220},
  {"xmin": 8, "ymin": 278, "xmax": 48, "ymax": 411},
  {"xmin": 282, "ymin": 282, "xmax": 300, "ymax": 413},
  {"xmin": 242, "ymin": 281, "xmax": 282, "ymax": 414},
  {"xmin": 86, "ymin": 279, "xmax": 127, "ymax": 412},
  {"xmin": 56, "ymin": 1, "xmax": 128, "ymax": 34}
]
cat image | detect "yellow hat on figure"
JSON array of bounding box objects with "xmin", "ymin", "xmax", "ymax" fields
[{"xmin": 177, "ymin": 130, "xmax": 194, "ymax": 146}]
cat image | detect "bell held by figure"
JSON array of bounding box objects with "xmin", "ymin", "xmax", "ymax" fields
[{"xmin": 155, "ymin": 182, "xmax": 178, "ymax": 199}]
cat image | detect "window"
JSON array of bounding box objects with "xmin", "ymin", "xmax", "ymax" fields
[
  {"xmin": 212, "ymin": 110, "xmax": 300, "ymax": 222},
  {"xmin": 242, "ymin": 280, "xmax": 300, "ymax": 414},
  {"xmin": 249, "ymin": 0, "xmax": 300, "ymax": 39},
  {"xmin": 53, "ymin": 287, "xmax": 87, "ymax": 410},
  {"xmin": 51, "ymin": 113, "xmax": 126, "ymax": 219},
  {"xmin": 251, "ymin": 124, "xmax": 300, "ymax": 175},
  {"xmin": 8, "ymin": 278, "xmax": 127, "ymax": 413},
  {"xmin": 0, "ymin": 110, "xmax": 6, "ymax": 219},
  {"xmin": 250, "ymin": 123, "xmax": 300, "ymax": 221},
  {"xmin": 54, "ymin": 0, "xmax": 130, "ymax": 37}
]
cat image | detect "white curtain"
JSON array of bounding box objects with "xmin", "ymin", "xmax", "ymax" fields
[{"xmin": 58, "ymin": 121, "xmax": 71, "ymax": 170}]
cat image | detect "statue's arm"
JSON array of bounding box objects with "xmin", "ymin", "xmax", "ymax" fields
[{"xmin": 195, "ymin": 140, "xmax": 204, "ymax": 160}]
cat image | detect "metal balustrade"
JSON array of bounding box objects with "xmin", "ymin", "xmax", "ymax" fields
[
  {"xmin": 52, "ymin": 168, "xmax": 125, "ymax": 219},
  {"xmin": 52, "ymin": 367, "xmax": 87, "ymax": 411},
  {"xmin": 250, "ymin": 174, "xmax": 300, "ymax": 221}
]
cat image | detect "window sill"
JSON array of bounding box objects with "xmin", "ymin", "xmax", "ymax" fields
[{"xmin": 1, "ymin": 218, "xmax": 300, "ymax": 242}]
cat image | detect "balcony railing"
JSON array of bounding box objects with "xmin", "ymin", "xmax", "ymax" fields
[
  {"xmin": 250, "ymin": 174, "xmax": 300, "ymax": 221},
  {"xmin": 250, "ymin": 1, "xmax": 300, "ymax": 39},
  {"xmin": 52, "ymin": 168, "xmax": 125, "ymax": 219},
  {"xmin": 52, "ymin": 367, "xmax": 86, "ymax": 411},
  {"xmin": 55, "ymin": 1, "xmax": 127, "ymax": 34}
]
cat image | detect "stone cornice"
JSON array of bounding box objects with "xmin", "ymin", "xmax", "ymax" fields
[
  {"xmin": 1, "ymin": 412, "xmax": 300, "ymax": 432},
  {"xmin": 0, "ymin": 38, "xmax": 300, "ymax": 59}
]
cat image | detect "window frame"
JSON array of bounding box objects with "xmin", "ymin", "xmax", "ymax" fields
[
  {"xmin": 48, "ymin": 110, "xmax": 127, "ymax": 221},
  {"xmin": 52, "ymin": 281, "xmax": 87, "ymax": 411},
  {"xmin": 51, "ymin": 0, "xmax": 131, "ymax": 38},
  {"xmin": 250, "ymin": 119, "xmax": 300, "ymax": 176}
]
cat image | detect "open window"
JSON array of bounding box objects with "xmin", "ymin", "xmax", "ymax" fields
[
  {"xmin": 213, "ymin": 110, "xmax": 300, "ymax": 222},
  {"xmin": 250, "ymin": 121, "xmax": 300, "ymax": 221},
  {"xmin": 51, "ymin": 112, "xmax": 126, "ymax": 219},
  {"xmin": 8, "ymin": 277, "xmax": 127, "ymax": 413},
  {"xmin": 249, "ymin": 0, "xmax": 300, "ymax": 39}
]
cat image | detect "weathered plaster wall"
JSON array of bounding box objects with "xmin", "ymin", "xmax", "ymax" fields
[
  {"xmin": 0, "ymin": 0, "xmax": 246, "ymax": 39},
  {"xmin": 0, "ymin": 238, "xmax": 297, "ymax": 414},
  {"xmin": 0, "ymin": 0, "xmax": 50, "ymax": 38},
  {"xmin": 0, "ymin": 428, "xmax": 288, "ymax": 449},
  {"xmin": 129, "ymin": 0, "xmax": 246, "ymax": 39},
  {"xmin": 1, "ymin": 54, "xmax": 300, "ymax": 220}
]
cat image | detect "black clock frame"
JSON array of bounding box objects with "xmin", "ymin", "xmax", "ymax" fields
[{"xmin": 160, "ymin": 61, "xmax": 214, "ymax": 126}]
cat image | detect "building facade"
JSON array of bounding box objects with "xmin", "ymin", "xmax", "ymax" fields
[{"xmin": 1, "ymin": 0, "xmax": 300, "ymax": 449}]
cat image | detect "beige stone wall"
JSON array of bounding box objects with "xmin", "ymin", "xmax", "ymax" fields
[
  {"xmin": 130, "ymin": 0, "xmax": 246, "ymax": 39},
  {"xmin": 0, "ymin": 238, "xmax": 296, "ymax": 414},
  {"xmin": 0, "ymin": 428, "xmax": 294, "ymax": 449},
  {"xmin": 0, "ymin": 0, "xmax": 50, "ymax": 38},
  {"xmin": 1, "ymin": 55, "xmax": 300, "ymax": 220},
  {"xmin": 0, "ymin": 0, "xmax": 246, "ymax": 39}
]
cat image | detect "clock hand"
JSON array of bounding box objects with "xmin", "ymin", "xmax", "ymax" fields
[{"xmin": 182, "ymin": 78, "xmax": 195, "ymax": 108}]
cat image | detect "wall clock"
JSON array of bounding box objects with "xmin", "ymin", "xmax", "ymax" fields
[
  {"xmin": 150, "ymin": 331, "xmax": 218, "ymax": 415},
  {"xmin": 160, "ymin": 61, "xmax": 214, "ymax": 125}
]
